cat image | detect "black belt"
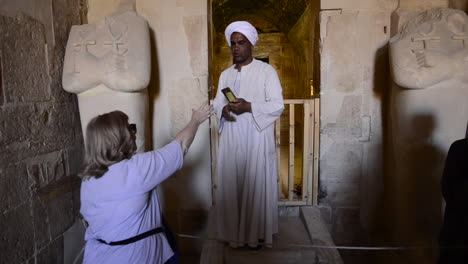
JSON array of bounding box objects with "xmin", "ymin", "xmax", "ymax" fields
[{"xmin": 97, "ymin": 227, "xmax": 164, "ymax": 246}]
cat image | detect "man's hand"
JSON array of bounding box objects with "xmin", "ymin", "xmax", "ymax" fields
[
  {"xmin": 229, "ymin": 98, "xmax": 251, "ymax": 115},
  {"xmin": 222, "ymin": 104, "xmax": 236, "ymax": 121}
]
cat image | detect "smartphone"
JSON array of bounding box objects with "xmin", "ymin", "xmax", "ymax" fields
[{"xmin": 221, "ymin": 87, "xmax": 237, "ymax": 103}]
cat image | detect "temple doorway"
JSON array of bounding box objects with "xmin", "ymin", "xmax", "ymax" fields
[{"xmin": 208, "ymin": 0, "xmax": 321, "ymax": 205}]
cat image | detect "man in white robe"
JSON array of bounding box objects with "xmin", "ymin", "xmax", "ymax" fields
[{"xmin": 213, "ymin": 21, "xmax": 284, "ymax": 248}]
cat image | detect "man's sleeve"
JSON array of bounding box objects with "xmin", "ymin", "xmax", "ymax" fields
[
  {"xmin": 251, "ymin": 66, "xmax": 284, "ymax": 131},
  {"xmin": 213, "ymin": 71, "xmax": 228, "ymax": 132}
]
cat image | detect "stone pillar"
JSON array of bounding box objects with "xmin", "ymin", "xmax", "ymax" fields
[
  {"xmin": 389, "ymin": 7, "xmax": 468, "ymax": 246},
  {"xmin": 62, "ymin": 7, "xmax": 151, "ymax": 152}
]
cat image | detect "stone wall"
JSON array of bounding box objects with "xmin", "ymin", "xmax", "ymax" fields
[
  {"xmin": 0, "ymin": 0, "xmax": 84, "ymax": 263},
  {"xmin": 318, "ymin": 0, "xmax": 454, "ymax": 263},
  {"xmin": 319, "ymin": 6, "xmax": 393, "ymax": 246}
]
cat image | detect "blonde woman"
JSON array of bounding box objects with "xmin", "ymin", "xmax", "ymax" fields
[{"xmin": 79, "ymin": 104, "xmax": 213, "ymax": 264}]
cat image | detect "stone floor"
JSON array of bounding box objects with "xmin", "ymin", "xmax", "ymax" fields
[
  {"xmin": 223, "ymin": 216, "xmax": 318, "ymax": 264},
  {"xmin": 200, "ymin": 206, "xmax": 343, "ymax": 264}
]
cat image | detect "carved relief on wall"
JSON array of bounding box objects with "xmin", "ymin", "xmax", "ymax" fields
[{"xmin": 390, "ymin": 8, "xmax": 468, "ymax": 89}]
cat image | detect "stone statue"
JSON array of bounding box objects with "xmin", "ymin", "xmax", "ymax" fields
[
  {"xmin": 62, "ymin": 6, "xmax": 151, "ymax": 152},
  {"xmin": 388, "ymin": 8, "xmax": 468, "ymax": 250},
  {"xmin": 390, "ymin": 8, "xmax": 468, "ymax": 89}
]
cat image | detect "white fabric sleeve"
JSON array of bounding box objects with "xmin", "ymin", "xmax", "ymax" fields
[
  {"xmin": 213, "ymin": 71, "xmax": 229, "ymax": 133},
  {"xmin": 251, "ymin": 66, "xmax": 284, "ymax": 131}
]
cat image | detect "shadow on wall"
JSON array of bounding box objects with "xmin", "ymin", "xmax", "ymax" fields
[
  {"xmin": 406, "ymin": 114, "xmax": 444, "ymax": 241},
  {"xmin": 371, "ymin": 43, "xmax": 390, "ymax": 245},
  {"xmin": 449, "ymin": 0, "xmax": 468, "ymax": 12},
  {"xmin": 370, "ymin": 44, "xmax": 445, "ymax": 263},
  {"xmin": 146, "ymin": 28, "xmax": 161, "ymax": 151}
]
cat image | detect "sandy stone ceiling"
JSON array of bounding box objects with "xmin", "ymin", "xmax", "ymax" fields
[{"xmin": 212, "ymin": 0, "xmax": 309, "ymax": 33}]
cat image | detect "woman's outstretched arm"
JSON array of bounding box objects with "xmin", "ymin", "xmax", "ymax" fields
[{"xmin": 175, "ymin": 103, "xmax": 214, "ymax": 155}]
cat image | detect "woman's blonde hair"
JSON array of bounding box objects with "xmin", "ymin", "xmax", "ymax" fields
[{"xmin": 80, "ymin": 111, "xmax": 137, "ymax": 180}]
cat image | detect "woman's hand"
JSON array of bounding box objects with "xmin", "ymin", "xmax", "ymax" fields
[
  {"xmin": 175, "ymin": 103, "xmax": 214, "ymax": 155},
  {"xmin": 191, "ymin": 103, "xmax": 214, "ymax": 124}
]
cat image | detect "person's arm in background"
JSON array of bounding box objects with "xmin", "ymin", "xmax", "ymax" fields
[{"xmin": 175, "ymin": 103, "xmax": 214, "ymax": 155}]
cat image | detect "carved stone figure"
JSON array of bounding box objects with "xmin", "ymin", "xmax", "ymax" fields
[
  {"xmin": 390, "ymin": 8, "xmax": 468, "ymax": 89},
  {"xmin": 62, "ymin": 8, "xmax": 151, "ymax": 152},
  {"xmin": 389, "ymin": 8, "xmax": 468, "ymax": 248}
]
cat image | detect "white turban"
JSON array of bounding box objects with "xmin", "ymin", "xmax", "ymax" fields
[{"xmin": 225, "ymin": 21, "xmax": 258, "ymax": 46}]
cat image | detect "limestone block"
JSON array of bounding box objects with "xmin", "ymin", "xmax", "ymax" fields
[
  {"xmin": 62, "ymin": 10, "xmax": 151, "ymax": 152},
  {"xmin": 0, "ymin": 14, "xmax": 49, "ymax": 103},
  {"xmin": 390, "ymin": 8, "xmax": 468, "ymax": 89},
  {"xmin": 319, "ymin": 9, "xmax": 391, "ymax": 241},
  {"xmin": 183, "ymin": 15, "xmax": 208, "ymax": 77}
]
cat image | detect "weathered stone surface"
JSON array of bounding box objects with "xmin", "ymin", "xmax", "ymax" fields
[
  {"xmin": 170, "ymin": 78, "xmax": 208, "ymax": 136},
  {"xmin": 0, "ymin": 103, "xmax": 82, "ymax": 165},
  {"xmin": 0, "ymin": 1, "xmax": 83, "ymax": 263},
  {"xmin": 68, "ymin": 142, "xmax": 84, "ymax": 176},
  {"xmin": 52, "ymin": 0, "xmax": 82, "ymax": 57},
  {"xmin": 0, "ymin": 163, "xmax": 29, "ymax": 213},
  {"xmin": 36, "ymin": 236, "xmax": 64, "ymax": 264},
  {"xmin": 0, "ymin": 203, "xmax": 35, "ymax": 263},
  {"xmin": 318, "ymin": 206, "xmax": 332, "ymax": 230},
  {"xmin": 0, "ymin": 51, "xmax": 3, "ymax": 107},
  {"xmin": 47, "ymin": 191, "xmax": 75, "ymax": 239},
  {"xmin": 26, "ymin": 150, "xmax": 69, "ymax": 192},
  {"xmin": 32, "ymin": 197, "xmax": 52, "ymax": 250},
  {"xmin": 319, "ymin": 8, "xmax": 390, "ymax": 246},
  {"xmin": 320, "ymin": 142, "xmax": 363, "ymax": 182},
  {"xmin": 0, "ymin": 14, "xmax": 50, "ymax": 103},
  {"xmin": 183, "ymin": 15, "xmax": 208, "ymax": 77},
  {"xmin": 319, "ymin": 181, "xmax": 361, "ymax": 207},
  {"xmin": 322, "ymin": 95, "xmax": 363, "ymax": 139},
  {"xmin": 331, "ymin": 207, "xmax": 366, "ymax": 245},
  {"xmin": 72, "ymin": 185, "xmax": 82, "ymax": 219}
]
